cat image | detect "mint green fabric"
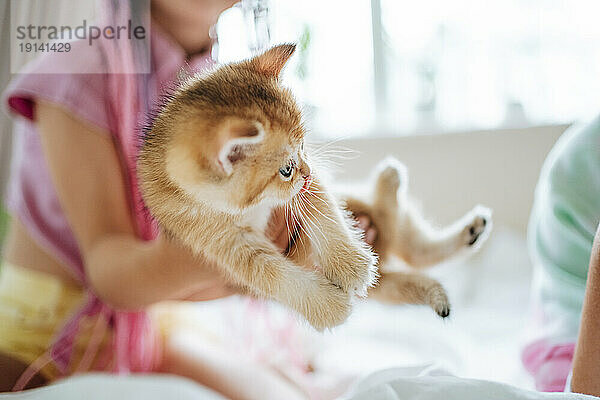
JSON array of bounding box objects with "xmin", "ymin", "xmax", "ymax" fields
[{"xmin": 528, "ymin": 116, "xmax": 600, "ymax": 341}]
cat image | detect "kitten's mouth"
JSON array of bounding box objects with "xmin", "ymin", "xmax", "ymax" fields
[{"xmin": 300, "ymin": 176, "xmax": 312, "ymax": 194}]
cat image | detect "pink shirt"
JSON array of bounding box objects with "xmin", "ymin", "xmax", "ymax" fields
[{"xmin": 3, "ymin": 27, "xmax": 213, "ymax": 375}]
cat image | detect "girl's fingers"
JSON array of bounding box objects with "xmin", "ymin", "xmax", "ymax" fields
[
  {"xmin": 356, "ymin": 215, "xmax": 370, "ymax": 231},
  {"xmin": 274, "ymin": 226, "xmax": 291, "ymax": 253},
  {"xmin": 365, "ymin": 227, "xmax": 377, "ymax": 245},
  {"xmin": 267, "ymin": 207, "xmax": 298, "ymax": 253},
  {"xmin": 355, "ymin": 213, "xmax": 378, "ymax": 245}
]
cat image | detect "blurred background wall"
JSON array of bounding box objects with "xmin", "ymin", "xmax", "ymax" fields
[
  {"xmin": 334, "ymin": 124, "xmax": 568, "ymax": 235},
  {"xmin": 1, "ymin": 0, "xmax": 595, "ymax": 243}
]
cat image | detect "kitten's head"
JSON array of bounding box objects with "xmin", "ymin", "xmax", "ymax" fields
[{"xmin": 150, "ymin": 44, "xmax": 312, "ymax": 212}]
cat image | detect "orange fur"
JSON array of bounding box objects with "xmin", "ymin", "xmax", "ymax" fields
[
  {"xmin": 341, "ymin": 157, "xmax": 492, "ymax": 317},
  {"xmin": 138, "ymin": 44, "xmax": 377, "ymax": 330}
]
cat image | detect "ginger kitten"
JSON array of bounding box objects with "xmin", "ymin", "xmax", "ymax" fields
[{"xmin": 138, "ymin": 44, "xmax": 377, "ymax": 330}]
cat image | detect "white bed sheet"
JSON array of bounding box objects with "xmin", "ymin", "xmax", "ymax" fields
[
  {"xmin": 0, "ymin": 374, "xmax": 226, "ymax": 400},
  {"xmin": 1, "ymin": 367, "xmax": 595, "ymax": 400},
  {"xmin": 316, "ymin": 226, "xmax": 536, "ymax": 388},
  {"xmin": 181, "ymin": 225, "xmax": 539, "ymax": 392},
  {"xmin": 345, "ymin": 366, "xmax": 594, "ymax": 400},
  {"xmin": 2, "ymin": 227, "xmax": 594, "ymax": 399}
]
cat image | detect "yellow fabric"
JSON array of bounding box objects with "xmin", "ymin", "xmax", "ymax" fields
[
  {"xmin": 0, "ymin": 261, "xmax": 110, "ymax": 380},
  {"xmin": 0, "ymin": 261, "xmax": 219, "ymax": 383}
]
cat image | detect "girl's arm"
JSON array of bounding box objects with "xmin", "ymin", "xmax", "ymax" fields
[
  {"xmin": 36, "ymin": 101, "xmax": 230, "ymax": 309},
  {"xmin": 571, "ymin": 224, "xmax": 600, "ymax": 396}
]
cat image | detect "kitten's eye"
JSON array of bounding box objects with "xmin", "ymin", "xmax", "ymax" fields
[{"xmin": 279, "ymin": 164, "xmax": 294, "ymax": 181}]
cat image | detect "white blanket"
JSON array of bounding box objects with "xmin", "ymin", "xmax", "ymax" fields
[
  {"xmin": 315, "ymin": 226, "xmax": 537, "ymax": 387},
  {"xmin": 0, "ymin": 374, "xmax": 226, "ymax": 400},
  {"xmin": 2, "ymin": 227, "xmax": 590, "ymax": 399},
  {"xmin": 0, "ymin": 370, "xmax": 596, "ymax": 400},
  {"xmin": 172, "ymin": 226, "xmax": 538, "ymax": 389},
  {"xmin": 346, "ymin": 367, "xmax": 596, "ymax": 400}
]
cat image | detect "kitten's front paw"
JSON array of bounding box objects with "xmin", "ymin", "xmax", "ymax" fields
[
  {"xmin": 325, "ymin": 245, "xmax": 378, "ymax": 298},
  {"xmin": 302, "ymin": 278, "xmax": 352, "ymax": 331},
  {"xmin": 461, "ymin": 206, "xmax": 492, "ymax": 248}
]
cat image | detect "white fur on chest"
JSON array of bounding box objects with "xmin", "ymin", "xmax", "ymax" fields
[{"xmin": 239, "ymin": 203, "xmax": 274, "ymax": 233}]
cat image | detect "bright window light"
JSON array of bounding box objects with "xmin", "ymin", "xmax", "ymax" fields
[{"xmin": 217, "ymin": 0, "xmax": 600, "ymax": 138}]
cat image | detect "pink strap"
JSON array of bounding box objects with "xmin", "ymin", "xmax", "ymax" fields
[
  {"xmin": 112, "ymin": 310, "xmax": 161, "ymax": 373},
  {"xmin": 50, "ymin": 293, "xmax": 103, "ymax": 372},
  {"xmin": 13, "ymin": 352, "xmax": 54, "ymax": 392},
  {"xmin": 12, "ymin": 300, "xmax": 109, "ymax": 391},
  {"xmin": 75, "ymin": 305, "xmax": 110, "ymax": 373},
  {"xmin": 522, "ymin": 339, "xmax": 575, "ymax": 391},
  {"xmin": 13, "ymin": 295, "xmax": 161, "ymax": 391}
]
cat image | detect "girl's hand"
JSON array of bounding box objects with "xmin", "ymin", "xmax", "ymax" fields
[
  {"xmin": 355, "ymin": 213, "xmax": 378, "ymax": 245},
  {"xmin": 265, "ymin": 207, "xmax": 297, "ymax": 253},
  {"xmin": 154, "ymin": 235, "xmax": 239, "ymax": 301}
]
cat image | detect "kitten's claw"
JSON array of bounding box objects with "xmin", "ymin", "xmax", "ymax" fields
[
  {"xmin": 436, "ymin": 303, "xmax": 451, "ymax": 318},
  {"xmin": 428, "ymin": 284, "xmax": 451, "ymax": 318}
]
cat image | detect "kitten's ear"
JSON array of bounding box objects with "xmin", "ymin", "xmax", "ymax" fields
[
  {"xmin": 214, "ymin": 119, "xmax": 265, "ymax": 176},
  {"xmin": 250, "ymin": 43, "xmax": 296, "ymax": 78}
]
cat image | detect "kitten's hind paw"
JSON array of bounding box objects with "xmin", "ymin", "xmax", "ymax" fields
[
  {"xmin": 375, "ymin": 157, "xmax": 408, "ymax": 195},
  {"xmin": 462, "ymin": 205, "xmax": 492, "ymax": 248},
  {"xmin": 428, "ymin": 285, "xmax": 451, "ymax": 318}
]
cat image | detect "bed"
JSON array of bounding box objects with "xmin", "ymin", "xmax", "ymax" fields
[{"xmin": 4, "ymin": 126, "xmax": 591, "ymax": 399}]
